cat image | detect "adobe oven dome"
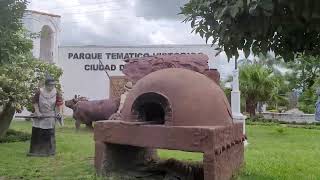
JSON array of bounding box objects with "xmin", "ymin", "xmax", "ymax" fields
[{"xmin": 121, "ymin": 68, "xmax": 233, "ymax": 126}]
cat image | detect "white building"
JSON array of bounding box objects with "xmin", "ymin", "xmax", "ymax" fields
[
  {"xmin": 22, "ymin": 10, "xmax": 247, "ymax": 145},
  {"xmin": 57, "ymin": 45, "xmax": 233, "ymax": 114},
  {"xmin": 23, "ymin": 10, "xmax": 61, "ymax": 64},
  {"xmin": 22, "ymin": 11, "xmax": 240, "ymax": 117}
]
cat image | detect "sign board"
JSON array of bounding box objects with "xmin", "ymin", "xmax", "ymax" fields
[{"xmin": 57, "ymin": 45, "xmax": 232, "ymax": 115}]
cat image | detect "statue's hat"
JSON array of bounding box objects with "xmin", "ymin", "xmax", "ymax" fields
[
  {"xmin": 124, "ymin": 81, "xmax": 133, "ymax": 91},
  {"xmin": 45, "ymin": 74, "xmax": 56, "ymax": 85}
]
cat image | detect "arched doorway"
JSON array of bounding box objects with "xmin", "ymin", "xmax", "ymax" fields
[{"xmin": 39, "ymin": 25, "xmax": 54, "ymax": 63}]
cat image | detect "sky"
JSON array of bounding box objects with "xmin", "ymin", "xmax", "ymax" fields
[
  {"xmin": 27, "ymin": 0, "xmax": 237, "ymax": 79},
  {"xmin": 28, "ymin": 0, "xmax": 205, "ymax": 46}
]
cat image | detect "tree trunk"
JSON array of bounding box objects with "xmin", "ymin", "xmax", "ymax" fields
[
  {"xmin": 246, "ymin": 99, "xmax": 257, "ymax": 117},
  {"xmin": 0, "ymin": 102, "xmax": 15, "ymax": 137}
]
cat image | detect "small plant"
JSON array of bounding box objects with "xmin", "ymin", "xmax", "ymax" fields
[
  {"xmin": 276, "ymin": 127, "xmax": 285, "ymax": 134},
  {"xmin": 0, "ymin": 129, "xmax": 31, "ymax": 143}
]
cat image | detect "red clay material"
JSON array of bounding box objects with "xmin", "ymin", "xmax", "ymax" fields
[
  {"xmin": 122, "ymin": 54, "xmax": 210, "ymax": 83},
  {"xmin": 94, "ymin": 67, "xmax": 244, "ymax": 180},
  {"xmin": 121, "ymin": 68, "xmax": 232, "ymax": 127}
]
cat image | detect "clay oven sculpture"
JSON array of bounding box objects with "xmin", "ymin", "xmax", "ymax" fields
[
  {"xmin": 94, "ymin": 68, "xmax": 245, "ymax": 180},
  {"xmin": 109, "ymin": 54, "xmax": 221, "ymax": 99}
]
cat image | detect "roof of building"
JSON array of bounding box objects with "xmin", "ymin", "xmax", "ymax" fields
[
  {"xmin": 59, "ymin": 44, "xmax": 215, "ymax": 48},
  {"xmin": 25, "ymin": 10, "xmax": 61, "ymax": 18}
]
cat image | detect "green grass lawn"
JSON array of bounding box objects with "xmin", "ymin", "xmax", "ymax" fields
[{"xmin": 0, "ymin": 118, "xmax": 320, "ymax": 180}]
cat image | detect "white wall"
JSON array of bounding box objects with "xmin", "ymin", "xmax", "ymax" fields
[
  {"xmin": 58, "ymin": 45, "xmax": 233, "ymax": 115},
  {"xmin": 22, "ymin": 10, "xmax": 61, "ymax": 64},
  {"xmin": 16, "ymin": 11, "xmax": 61, "ymax": 117},
  {"xmin": 262, "ymin": 112, "xmax": 317, "ymax": 124},
  {"xmin": 21, "ymin": 11, "xmax": 235, "ymax": 116}
]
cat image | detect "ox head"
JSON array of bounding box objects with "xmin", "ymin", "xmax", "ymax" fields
[{"xmin": 65, "ymin": 95, "xmax": 89, "ymax": 110}]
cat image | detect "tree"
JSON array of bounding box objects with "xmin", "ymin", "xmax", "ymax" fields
[
  {"xmin": 239, "ymin": 52, "xmax": 285, "ymax": 75},
  {"xmin": 181, "ymin": 0, "xmax": 320, "ymax": 61},
  {"xmin": 298, "ymin": 86, "xmax": 318, "ymax": 114},
  {"xmin": 239, "ymin": 63, "xmax": 277, "ymax": 116},
  {"xmin": 282, "ymin": 55, "xmax": 320, "ymax": 113},
  {"xmin": 237, "ymin": 53, "xmax": 289, "ymax": 111},
  {"xmin": 0, "ymin": 0, "xmax": 62, "ymax": 137},
  {"xmin": 267, "ymin": 74, "xmax": 288, "ymax": 111},
  {"xmin": 285, "ymin": 55, "xmax": 320, "ymax": 91}
]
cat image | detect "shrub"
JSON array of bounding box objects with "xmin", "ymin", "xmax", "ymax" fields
[
  {"xmin": 276, "ymin": 127, "xmax": 285, "ymax": 134},
  {"xmin": 0, "ymin": 129, "xmax": 31, "ymax": 143},
  {"xmin": 268, "ymin": 109, "xmax": 278, "ymax": 113}
]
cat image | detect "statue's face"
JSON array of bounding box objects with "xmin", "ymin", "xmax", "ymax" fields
[{"xmin": 45, "ymin": 84, "xmax": 55, "ymax": 92}]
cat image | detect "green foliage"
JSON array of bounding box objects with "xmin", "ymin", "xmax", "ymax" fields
[
  {"xmin": 2, "ymin": 120, "xmax": 320, "ymax": 179},
  {"xmin": 0, "ymin": 0, "xmax": 63, "ymax": 137},
  {"xmin": 298, "ymin": 88, "xmax": 316, "ymax": 113},
  {"xmin": 181, "ymin": 0, "xmax": 320, "ymax": 61},
  {"xmin": 0, "ymin": 129, "xmax": 30, "ymax": 143},
  {"xmin": 239, "ymin": 63, "xmax": 277, "ymax": 115},
  {"xmin": 246, "ymin": 117, "xmax": 320, "ymax": 130},
  {"xmin": 240, "ymin": 52, "xmax": 285, "ymax": 75},
  {"xmin": 0, "ymin": 0, "xmax": 63, "ymax": 112},
  {"xmin": 267, "ymin": 109, "xmax": 278, "ymax": 113},
  {"xmin": 275, "ymin": 126, "xmax": 285, "ymax": 134},
  {"xmin": 0, "ymin": 0, "xmax": 32, "ymax": 64},
  {"xmin": 298, "ymin": 78, "xmax": 320, "ymax": 113},
  {"xmin": 224, "ymin": 54, "xmax": 288, "ymax": 115},
  {"xmin": 268, "ymin": 74, "xmax": 289, "ymax": 109},
  {"xmin": 285, "ymin": 55, "xmax": 320, "ymax": 91},
  {"xmin": 282, "ymin": 55, "xmax": 320, "ymax": 113},
  {"xmin": 0, "ymin": 54, "xmax": 63, "ymax": 112},
  {"xmin": 0, "ymin": 119, "xmax": 99, "ymax": 180},
  {"xmin": 239, "ymin": 53, "xmax": 289, "ymax": 110}
]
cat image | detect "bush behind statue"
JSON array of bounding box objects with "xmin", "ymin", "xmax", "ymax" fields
[
  {"xmin": 0, "ymin": 0, "xmax": 63, "ymax": 137},
  {"xmin": 0, "ymin": 129, "xmax": 31, "ymax": 143}
]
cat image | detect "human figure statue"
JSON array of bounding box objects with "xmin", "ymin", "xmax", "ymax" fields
[
  {"xmin": 117, "ymin": 81, "xmax": 133, "ymax": 113},
  {"xmin": 28, "ymin": 75, "xmax": 63, "ymax": 157},
  {"xmin": 108, "ymin": 81, "xmax": 132, "ymax": 120},
  {"xmin": 315, "ymin": 88, "xmax": 320, "ymax": 122}
]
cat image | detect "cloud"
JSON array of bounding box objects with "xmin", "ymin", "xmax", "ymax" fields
[
  {"xmin": 28, "ymin": 0, "xmax": 202, "ymax": 46},
  {"xmin": 60, "ymin": 17, "xmax": 154, "ymax": 46},
  {"xmin": 134, "ymin": 0, "xmax": 189, "ymax": 20},
  {"xmin": 27, "ymin": 0, "xmax": 237, "ymax": 80}
]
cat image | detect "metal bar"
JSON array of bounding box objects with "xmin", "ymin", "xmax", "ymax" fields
[
  {"xmin": 15, "ymin": 115, "xmax": 57, "ymax": 119},
  {"xmin": 98, "ymin": 59, "xmax": 111, "ymax": 80},
  {"xmin": 15, "ymin": 115, "xmax": 63, "ymax": 126}
]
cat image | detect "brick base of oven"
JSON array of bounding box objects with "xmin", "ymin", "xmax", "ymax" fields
[{"xmin": 94, "ymin": 121, "xmax": 245, "ymax": 180}]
